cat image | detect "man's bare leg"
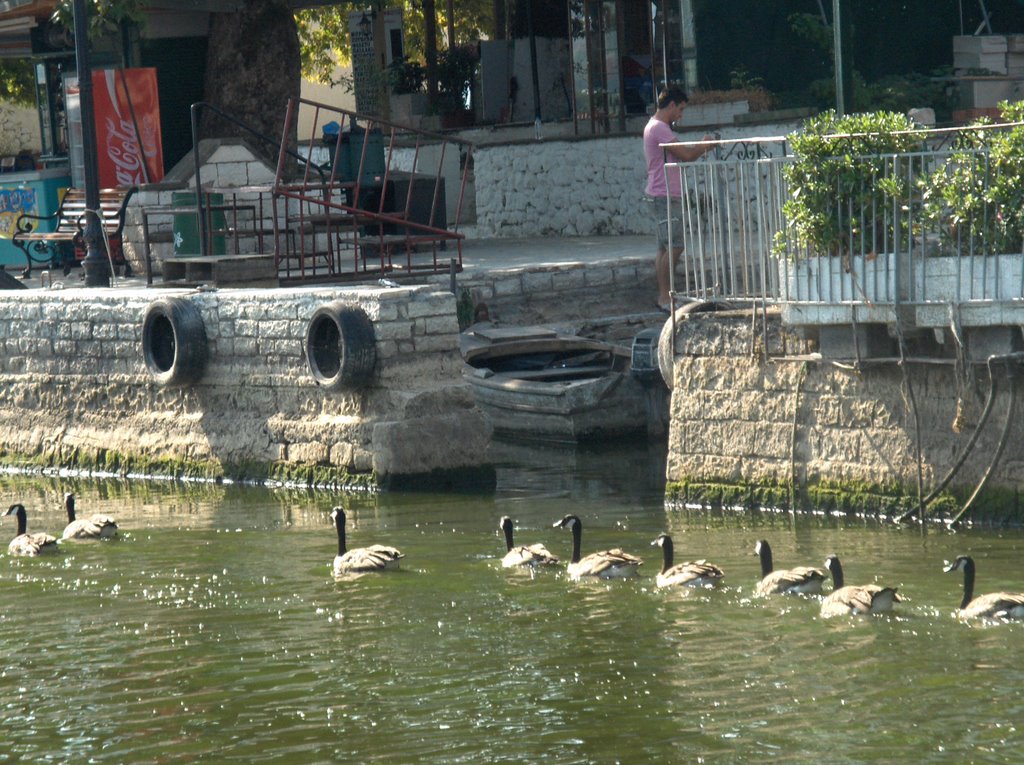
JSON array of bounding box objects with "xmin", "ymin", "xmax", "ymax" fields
[{"xmin": 656, "ymin": 246, "xmax": 682, "ymax": 308}]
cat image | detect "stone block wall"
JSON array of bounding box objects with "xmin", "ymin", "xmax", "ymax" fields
[
  {"xmin": 444, "ymin": 256, "xmax": 659, "ymax": 327},
  {"xmin": 665, "ymin": 311, "xmax": 1024, "ymax": 514},
  {"xmin": 467, "ymin": 120, "xmax": 801, "ymax": 238},
  {"xmin": 0, "ymin": 284, "xmax": 489, "ymax": 487}
]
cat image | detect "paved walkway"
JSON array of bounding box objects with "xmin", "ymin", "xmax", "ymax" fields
[
  {"xmin": 460, "ymin": 235, "xmax": 651, "ymax": 271},
  {"xmin": 5, "ymin": 235, "xmax": 654, "ymax": 291}
]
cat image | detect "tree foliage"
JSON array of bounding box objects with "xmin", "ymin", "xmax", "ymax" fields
[
  {"xmin": 0, "ymin": 60, "xmax": 35, "ymax": 106},
  {"xmin": 296, "ymin": 0, "xmax": 492, "ymax": 86},
  {"xmin": 780, "ymin": 110, "xmax": 924, "ymax": 259},
  {"xmin": 52, "ymin": 0, "xmax": 145, "ymax": 39}
]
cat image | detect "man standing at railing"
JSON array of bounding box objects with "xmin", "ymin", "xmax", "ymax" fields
[{"xmin": 643, "ymin": 87, "xmax": 714, "ymax": 313}]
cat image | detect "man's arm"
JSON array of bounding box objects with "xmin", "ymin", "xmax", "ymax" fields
[{"xmin": 665, "ymin": 134, "xmax": 716, "ymax": 163}]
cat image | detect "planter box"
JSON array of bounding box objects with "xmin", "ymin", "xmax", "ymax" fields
[
  {"xmin": 780, "ymin": 253, "xmax": 910, "ymax": 303},
  {"xmin": 915, "ymin": 254, "xmax": 1024, "ymax": 303},
  {"xmin": 914, "ymin": 254, "xmax": 1024, "ymax": 329},
  {"xmin": 779, "ymin": 254, "xmax": 910, "ymax": 327}
]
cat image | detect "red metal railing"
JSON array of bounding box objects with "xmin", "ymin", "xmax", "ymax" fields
[{"xmin": 272, "ymin": 98, "xmax": 473, "ymax": 283}]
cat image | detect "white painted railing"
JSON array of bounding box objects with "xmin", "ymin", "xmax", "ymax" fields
[{"xmin": 662, "ymin": 124, "xmax": 1024, "ymax": 312}]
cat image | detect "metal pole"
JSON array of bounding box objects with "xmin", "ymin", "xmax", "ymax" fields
[
  {"xmin": 190, "ymin": 103, "xmax": 208, "ymax": 257},
  {"xmin": 832, "ymin": 0, "xmax": 844, "ymax": 115},
  {"xmin": 72, "ymin": 0, "xmax": 109, "ymax": 287},
  {"xmin": 526, "ymin": 0, "xmax": 542, "ymax": 136}
]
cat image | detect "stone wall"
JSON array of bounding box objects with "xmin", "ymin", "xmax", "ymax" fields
[
  {"xmin": 468, "ymin": 121, "xmax": 800, "ymax": 238},
  {"xmin": 446, "ymin": 256, "xmax": 658, "ymax": 327},
  {"xmin": 664, "ymin": 310, "xmax": 1024, "ymax": 517},
  {"xmin": 0, "ymin": 284, "xmax": 490, "ymax": 488}
]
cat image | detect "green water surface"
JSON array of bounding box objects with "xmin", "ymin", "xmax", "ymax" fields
[{"xmin": 0, "ymin": 446, "xmax": 1021, "ymax": 764}]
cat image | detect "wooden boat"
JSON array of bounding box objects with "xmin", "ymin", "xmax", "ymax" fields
[{"xmin": 460, "ymin": 325, "xmax": 648, "ymax": 442}]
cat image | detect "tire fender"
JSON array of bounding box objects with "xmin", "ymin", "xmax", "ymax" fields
[
  {"xmin": 305, "ymin": 301, "xmax": 377, "ymax": 391},
  {"xmin": 142, "ymin": 297, "xmax": 208, "ymax": 387},
  {"xmin": 657, "ymin": 301, "xmax": 732, "ymax": 390}
]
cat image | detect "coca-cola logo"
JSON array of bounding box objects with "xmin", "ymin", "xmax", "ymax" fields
[{"xmin": 103, "ymin": 116, "xmax": 158, "ymax": 186}]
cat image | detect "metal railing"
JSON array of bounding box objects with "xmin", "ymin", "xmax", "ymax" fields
[
  {"xmin": 662, "ymin": 122, "xmax": 1024, "ymax": 312},
  {"xmin": 273, "ymin": 98, "xmax": 473, "ymax": 283}
]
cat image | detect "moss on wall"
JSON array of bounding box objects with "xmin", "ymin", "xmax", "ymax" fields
[
  {"xmin": 663, "ymin": 475, "xmax": 1024, "ymax": 525},
  {"xmin": 0, "ymin": 446, "xmax": 378, "ymax": 491}
]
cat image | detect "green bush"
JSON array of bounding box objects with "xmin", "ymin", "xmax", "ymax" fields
[
  {"xmin": 387, "ymin": 57, "xmax": 425, "ymax": 95},
  {"xmin": 920, "ymin": 100, "xmax": 1024, "ymax": 255},
  {"xmin": 779, "ymin": 110, "xmax": 925, "ymax": 259}
]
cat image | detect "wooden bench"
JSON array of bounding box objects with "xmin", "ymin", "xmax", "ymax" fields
[{"xmin": 12, "ymin": 186, "xmax": 137, "ymax": 277}]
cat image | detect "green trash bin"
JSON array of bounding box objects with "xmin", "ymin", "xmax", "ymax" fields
[
  {"xmin": 347, "ymin": 124, "xmax": 386, "ymax": 185},
  {"xmin": 172, "ymin": 191, "xmax": 226, "ymax": 256}
]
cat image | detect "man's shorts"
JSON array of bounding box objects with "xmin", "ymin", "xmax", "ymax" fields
[{"xmin": 643, "ymin": 195, "xmax": 682, "ymax": 250}]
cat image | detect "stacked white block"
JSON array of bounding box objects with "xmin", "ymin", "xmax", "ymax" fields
[{"xmin": 954, "ymin": 34, "xmax": 1009, "ymax": 74}]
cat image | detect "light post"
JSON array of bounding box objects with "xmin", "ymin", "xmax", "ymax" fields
[
  {"xmin": 832, "ymin": 0, "xmax": 844, "ymax": 115},
  {"xmin": 71, "ymin": 0, "xmax": 109, "ymax": 287}
]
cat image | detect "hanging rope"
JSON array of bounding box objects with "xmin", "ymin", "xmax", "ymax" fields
[
  {"xmin": 893, "ymin": 357, "xmax": 1000, "ymax": 523},
  {"xmin": 892, "ymin": 314, "xmax": 925, "ymax": 524},
  {"xmin": 948, "ymin": 360, "xmax": 1019, "ymax": 529},
  {"xmin": 789, "ymin": 361, "xmax": 809, "ymax": 511}
]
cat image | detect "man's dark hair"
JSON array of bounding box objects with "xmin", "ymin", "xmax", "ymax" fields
[{"xmin": 657, "ymin": 87, "xmax": 688, "ymax": 110}]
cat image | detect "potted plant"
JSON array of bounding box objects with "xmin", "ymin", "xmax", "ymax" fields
[
  {"xmin": 915, "ymin": 100, "xmax": 1024, "ymax": 302},
  {"xmin": 777, "ymin": 110, "xmax": 925, "ymax": 306},
  {"xmin": 435, "ymin": 43, "xmax": 478, "ymax": 128}
]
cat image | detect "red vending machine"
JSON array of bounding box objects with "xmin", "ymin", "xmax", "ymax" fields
[{"xmin": 65, "ymin": 67, "xmax": 164, "ymax": 189}]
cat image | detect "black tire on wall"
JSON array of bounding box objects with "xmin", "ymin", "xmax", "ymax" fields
[
  {"xmin": 142, "ymin": 297, "xmax": 209, "ymax": 387},
  {"xmin": 305, "ymin": 302, "xmax": 377, "ymax": 391}
]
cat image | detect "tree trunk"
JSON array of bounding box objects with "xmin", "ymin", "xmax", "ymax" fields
[
  {"xmin": 423, "ymin": 0, "xmax": 439, "ymax": 109},
  {"xmin": 201, "ymin": 0, "xmax": 301, "ymax": 165},
  {"xmin": 493, "ymin": 0, "xmax": 506, "ymax": 40}
]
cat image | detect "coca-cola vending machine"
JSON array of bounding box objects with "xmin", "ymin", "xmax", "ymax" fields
[{"xmin": 64, "ymin": 67, "xmax": 164, "ymax": 189}]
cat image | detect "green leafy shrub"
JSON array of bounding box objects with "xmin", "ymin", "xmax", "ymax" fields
[
  {"xmin": 779, "ymin": 110, "xmax": 925, "ymax": 259},
  {"xmin": 436, "ymin": 44, "xmax": 478, "ymax": 113},
  {"xmin": 920, "ymin": 101, "xmax": 1024, "ymax": 255},
  {"xmin": 387, "ymin": 57, "xmax": 425, "ymax": 95}
]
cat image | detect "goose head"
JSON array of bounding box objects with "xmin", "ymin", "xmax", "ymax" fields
[
  {"xmin": 553, "ymin": 514, "xmax": 581, "ymax": 532},
  {"xmin": 943, "ymin": 555, "xmax": 973, "ymax": 575},
  {"xmin": 944, "ymin": 555, "xmax": 976, "ymax": 610},
  {"xmin": 5, "ymin": 503, "xmax": 27, "ymax": 536}
]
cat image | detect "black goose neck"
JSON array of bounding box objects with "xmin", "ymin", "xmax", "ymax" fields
[
  {"xmin": 11, "ymin": 505, "xmax": 26, "ymax": 536},
  {"xmin": 660, "ymin": 536, "xmax": 674, "ymax": 573},
  {"xmin": 570, "ymin": 519, "xmax": 582, "ymax": 564},
  {"xmin": 65, "ymin": 494, "xmax": 76, "ymax": 523},
  {"xmin": 960, "ymin": 557, "xmax": 976, "ymax": 611},
  {"xmin": 757, "ymin": 541, "xmax": 774, "ymax": 577},
  {"xmin": 334, "ymin": 511, "xmax": 347, "ymax": 556},
  {"xmin": 827, "ymin": 556, "xmax": 844, "ymax": 589},
  {"xmin": 501, "ymin": 519, "xmax": 515, "ymax": 552}
]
